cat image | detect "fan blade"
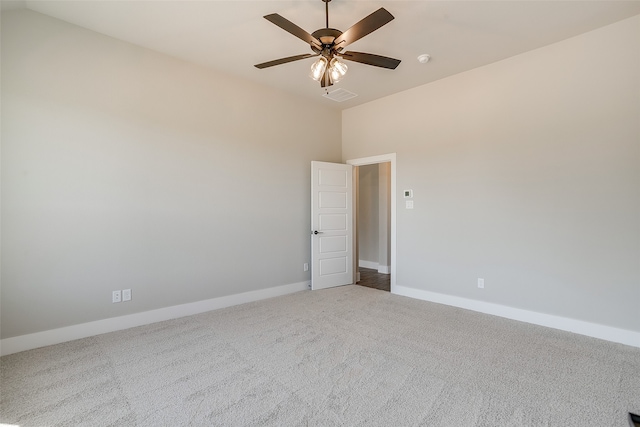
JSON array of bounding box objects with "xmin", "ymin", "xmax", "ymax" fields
[
  {"xmin": 264, "ymin": 14, "xmax": 321, "ymax": 49},
  {"xmin": 341, "ymin": 51, "xmax": 401, "ymax": 69},
  {"xmin": 255, "ymin": 53, "xmax": 319, "ymax": 69},
  {"xmin": 333, "ymin": 8, "xmax": 394, "ymax": 49}
]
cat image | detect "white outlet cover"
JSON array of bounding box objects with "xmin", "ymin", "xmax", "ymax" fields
[
  {"xmin": 112, "ymin": 290, "xmax": 121, "ymax": 303},
  {"xmin": 406, "ymin": 200, "xmax": 414, "ymax": 209},
  {"xmin": 122, "ymin": 289, "xmax": 131, "ymax": 301}
]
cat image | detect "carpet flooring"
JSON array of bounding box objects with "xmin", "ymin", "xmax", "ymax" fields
[{"xmin": 1, "ymin": 285, "xmax": 639, "ymax": 426}]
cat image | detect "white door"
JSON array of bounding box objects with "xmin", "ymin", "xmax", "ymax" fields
[{"xmin": 311, "ymin": 161, "xmax": 354, "ymax": 290}]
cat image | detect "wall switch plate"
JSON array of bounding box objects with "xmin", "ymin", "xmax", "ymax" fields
[
  {"xmin": 112, "ymin": 290, "xmax": 121, "ymax": 303},
  {"xmin": 478, "ymin": 278, "xmax": 485, "ymax": 289},
  {"xmin": 122, "ymin": 289, "xmax": 131, "ymax": 301},
  {"xmin": 403, "ymin": 189, "xmax": 413, "ymax": 198},
  {"xmin": 303, "ymin": 263, "xmax": 309, "ymax": 272}
]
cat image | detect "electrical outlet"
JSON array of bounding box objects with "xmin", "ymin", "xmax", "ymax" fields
[
  {"xmin": 122, "ymin": 289, "xmax": 131, "ymax": 301},
  {"xmin": 112, "ymin": 290, "xmax": 122, "ymax": 303},
  {"xmin": 477, "ymin": 278, "xmax": 485, "ymax": 289},
  {"xmin": 303, "ymin": 263, "xmax": 309, "ymax": 272}
]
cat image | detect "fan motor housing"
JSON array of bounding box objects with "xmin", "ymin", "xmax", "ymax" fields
[{"xmin": 311, "ymin": 28, "xmax": 343, "ymax": 51}]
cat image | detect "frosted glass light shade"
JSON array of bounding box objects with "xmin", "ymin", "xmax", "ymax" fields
[
  {"xmin": 309, "ymin": 57, "xmax": 328, "ymax": 81},
  {"xmin": 328, "ymin": 57, "xmax": 348, "ymax": 83}
]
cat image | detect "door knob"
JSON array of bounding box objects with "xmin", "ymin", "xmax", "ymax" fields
[{"xmin": 313, "ymin": 230, "xmax": 323, "ymax": 235}]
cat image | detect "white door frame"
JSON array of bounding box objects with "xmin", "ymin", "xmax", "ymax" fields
[{"xmin": 346, "ymin": 153, "xmax": 396, "ymax": 293}]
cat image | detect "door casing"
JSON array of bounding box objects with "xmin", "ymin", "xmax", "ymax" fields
[{"xmin": 347, "ymin": 153, "xmax": 397, "ymax": 292}]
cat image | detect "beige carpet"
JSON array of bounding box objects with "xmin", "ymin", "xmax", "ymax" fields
[{"xmin": 1, "ymin": 285, "xmax": 639, "ymax": 426}]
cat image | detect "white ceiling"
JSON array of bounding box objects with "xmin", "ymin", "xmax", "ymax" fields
[{"xmin": 3, "ymin": 0, "xmax": 640, "ymax": 110}]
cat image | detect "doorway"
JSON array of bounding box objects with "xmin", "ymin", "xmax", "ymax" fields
[
  {"xmin": 347, "ymin": 153, "xmax": 396, "ymax": 293},
  {"xmin": 356, "ymin": 163, "xmax": 391, "ymax": 291}
]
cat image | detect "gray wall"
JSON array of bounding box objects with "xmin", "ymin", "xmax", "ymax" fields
[
  {"xmin": 377, "ymin": 162, "xmax": 391, "ymax": 271},
  {"xmin": 357, "ymin": 163, "xmax": 391, "ymax": 270},
  {"xmin": 358, "ymin": 165, "xmax": 379, "ymax": 265},
  {"xmin": 1, "ymin": 10, "xmax": 342, "ymax": 339},
  {"xmin": 343, "ymin": 15, "xmax": 640, "ymax": 332}
]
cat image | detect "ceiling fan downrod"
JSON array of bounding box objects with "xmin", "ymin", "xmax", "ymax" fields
[
  {"xmin": 324, "ymin": 0, "xmax": 330, "ymax": 29},
  {"xmin": 311, "ymin": 0, "xmax": 342, "ymax": 53}
]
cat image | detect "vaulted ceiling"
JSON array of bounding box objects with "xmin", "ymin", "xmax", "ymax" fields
[{"xmin": 3, "ymin": 0, "xmax": 640, "ymax": 109}]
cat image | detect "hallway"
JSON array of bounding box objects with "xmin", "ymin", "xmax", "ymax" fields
[{"xmin": 356, "ymin": 267, "xmax": 390, "ymax": 292}]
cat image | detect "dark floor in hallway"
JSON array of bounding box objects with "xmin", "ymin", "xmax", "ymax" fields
[{"xmin": 356, "ymin": 267, "xmax": 390, "ymax": 292}]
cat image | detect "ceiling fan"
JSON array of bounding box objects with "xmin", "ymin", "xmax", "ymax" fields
[{"xmin": 254, "ymin": 0, "xmax": 401, "ymax": 88}]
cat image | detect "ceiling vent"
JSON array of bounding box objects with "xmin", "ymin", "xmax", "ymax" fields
[{"xmin": 323, "ymin": 88, "xmax": 358, "ymax": 102}]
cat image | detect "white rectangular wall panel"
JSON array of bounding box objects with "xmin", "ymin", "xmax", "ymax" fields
[
  {"xmin": 319, "ymin": 236, "xmax": 348, "ymax": 253},
  {"xmin": 319, "ymin": 214, "xmax": 347, "ymax": 231},
  {"xmin": 319, "ymin": 191, "xmax": 347, "ymax": 209},
  {"xmin": 319, "ymin": 257, "xmax": 347, "ymax": 276},
  {"xmin": 319, "ymin": 169, "xmax": 348, "ymax": 187}
]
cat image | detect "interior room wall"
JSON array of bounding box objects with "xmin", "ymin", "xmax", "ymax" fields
[
  {"xmin": 377, "ymin": 162, "xmax": 391, "ymax": 274},
  {"xmin": 342, "ymin": 15, "xmax": 640, "ymax": 333},
  {"xmin": 357, "ymin": 163, "xmax": 391, "ymax": 273},
  {"xmin": 1, "ymin": 9, "xmax": 342, "ymax": 339},
  {"xmin": 357, "ymin": 164, "xmax": 379, "ymax": 267}
]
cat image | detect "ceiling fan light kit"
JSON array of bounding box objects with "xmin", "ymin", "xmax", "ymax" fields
[
  {"xmin": 309, "ymin": 56, "xmax": 329, "ymax": 81},
  {"xmin": 255, "ymin": 0, "xmax": 401, "ymax": 88},
  {"xmin": 311, "ymin": 56, "xmax": 348, "ymax": 83},
  {"xmin": 328, "ymin": 57, "xmax": 348, "ymax": 82}
]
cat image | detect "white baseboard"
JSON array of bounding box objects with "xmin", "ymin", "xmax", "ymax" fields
[
  {"xmin": 358, "ymin": 260, "xmax": 390, "ymax": 275},
  {"xmin": 358, "ymin": 260, "xmax": 378, "ymax": 270},
  {"xmin": 0, "ymin": 281, "xmax": 309, "ymax": 356},
  {"xmin": 393, "ymin": 285, "xmax": 640, "ymax": 349}
]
